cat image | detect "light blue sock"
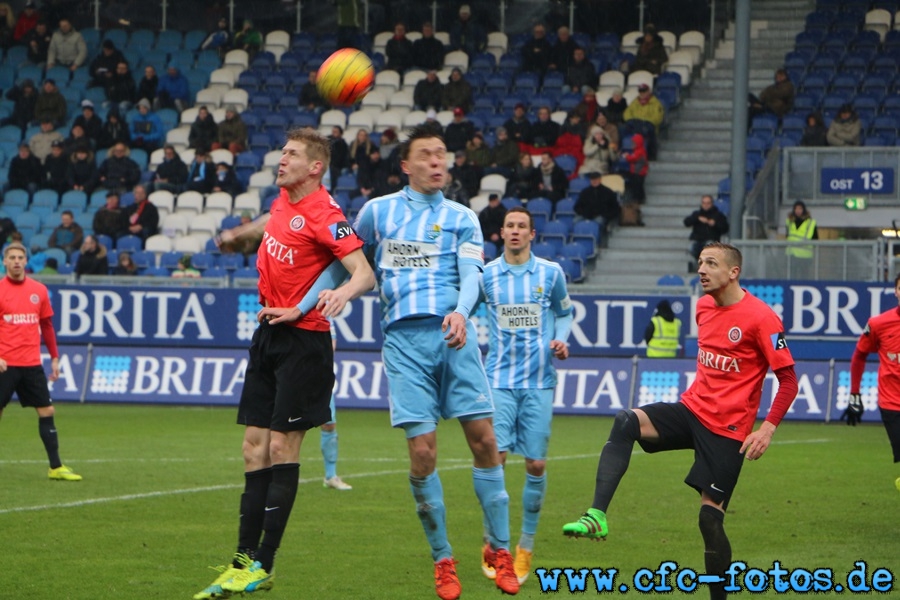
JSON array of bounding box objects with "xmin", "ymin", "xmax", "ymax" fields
[
  {"xmin": 473, "ymin": 465, "xmax": 510, "ymax": 550},
  {"xmin": 321, "ymin": 430, "xmax": 338, "ymax": 480},
  {"xmin": 410, "ymin": 471, "xmax": 452, "ymax": 561},
  {"xmin": 520, "ymin": 473, "xmax": 546, "ymax": 551}
]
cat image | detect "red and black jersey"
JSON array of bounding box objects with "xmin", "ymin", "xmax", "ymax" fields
[
  {"xmin": 681, "ymin": 290, "xmax": 795, "ymax": 441},
  {"xmin": 0, "ymin": 276, "xmax": 53, "ymax": 366},
  {"xmin": 855, "ymin": 306, "xmax": 900, "ymax": 411},
  {"xmin": 256, "ymin": 185, "xmax": 363, "ymax": 332}
]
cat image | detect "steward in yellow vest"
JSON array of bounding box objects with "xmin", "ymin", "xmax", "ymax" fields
[
  {"xmin": 644, "ymin": 299, "xmax": 682, "ymax": 358},
  {"xmin": 785, "ymin": 200, "xmax": 817, "ymax": 259}
]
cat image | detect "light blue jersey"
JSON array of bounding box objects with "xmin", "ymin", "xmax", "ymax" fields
[
  {"xmin": 481, "ymin": 254, "xmax": 572, "ymax": 389},
  {"xmin": 353, "ymin": 186, "xmax": 484, "ymax": 331}
]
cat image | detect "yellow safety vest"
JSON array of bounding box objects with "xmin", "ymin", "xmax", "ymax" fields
[
  {"xmin": 786, "ymin": 218, "xmax": 816, "ymax": 259},
  {"xmin": 647, "ymin": 316, "xmax": 681, "ymax": 358}
]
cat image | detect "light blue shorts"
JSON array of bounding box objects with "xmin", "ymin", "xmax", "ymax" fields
[
  {"xmin": 492, "ymin": 388, "xmax": 554, "ymax": 460},
  {"xmin": 383, "ymin": 316, "xmax": 493, "ymax": 432}
]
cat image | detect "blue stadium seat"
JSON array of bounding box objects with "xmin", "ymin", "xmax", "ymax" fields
[
  {"xmin": 558, "ymin": 258, "xmax": 583, "ymax": 283},
  {"xmin": 347, "ymin": 195, "xmax": 368, "ymax": 218},
  {"xmin": 531, "ymin": 241, "xmax": 557, "ymax": 260},
  {"xmin": 657, "ymin": 274, "xmax": 685, "ymax": 286},
  {"xmin": 116, "ymin": 235, "xmax": 143, "ymax": 253},
  {"xmin": 501, "ymin": 197, "xmax": 522, "ymax": 210},
  {"xmin": 190, "ymin": 252, "xmax": 215, "ymax": 270},
  {"xmin": 217, "ymin": 253, "xmax": 245, "ymax": 270},
  {"xmin": 553, "ymin": 198, "xmax": 576, "ymax": 229},
  {"xmin": 570, "ymin": 220, "xmax": 600, "ymax": 259},
  {"xmin": 156, "ymin": 30, "xmax": 183, "ymax": 51},
  {"xmin": 143, "ymin": 266, "xmax": 171, "ymax": 277},
  {"xmin": 233, "ymin": 267, "xmax": 259, "ymax": 280},
  {"xmin": 131, "ymin": 250, "xmax": 155, "ymax": 269},
  {"xmin": 559, "ymin": 242, "xmax": 588, "ymax": 269}
]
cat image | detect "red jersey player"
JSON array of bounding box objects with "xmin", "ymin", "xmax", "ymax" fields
[
  {"xmin": 195, "ymin": 128, "xmax": 374, "ymax": 599},
  {"xmin": 0, "ymin": 242, "xmax": 82, "ymax": 481},
  {"xmin": 562, "ymin": 242, "xmax": 799, "ymax": 600},
  {"xmin": 848, "ymin": 272, "xmax": 900, "ymax": 493}
]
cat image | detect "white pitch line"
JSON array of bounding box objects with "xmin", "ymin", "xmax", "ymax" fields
[{"xmin": 0, "ymin": 439, "xmax": 830, "ymax": 516}]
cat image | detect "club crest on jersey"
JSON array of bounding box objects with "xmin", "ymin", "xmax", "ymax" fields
[
  {"xmin": 888, "ymin": 352, "xmax": 897, "ymax": 362},
  {"xmin": 531, "ymin": 285, "xmax": 544, "ymax": 301},
  {"xmin": 426, "ymin": 224, "xmax": 441, "ymax": 240},
  {"xmin": 2, "ymin": 314, "xmax": 10, "ymax": 322},
  {"xmin": 30, "ymin": 293, "xmax": 39, "ymax": 304},
  {"xmin": 290, "ymin": 216, "xmax": 306, "ymax": 231},
  {"xmin": 772, "ymin": 332, "xmax": 788, "ymax": 350},
  {"xmin": 728, "ymin": 326, "xmax": 742, "ymax": 343}
]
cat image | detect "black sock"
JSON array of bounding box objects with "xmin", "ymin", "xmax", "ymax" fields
[
  {"xmin": 254, "ymin": 463, "xmax": 299, "ymax": 573},
  {"xmin": 236, "ymin": 467, "xmax": 273, "ymax": 565},
  {"xmin": 699, "ymin": 504, "xmax": 731, "ymax": 600},
  {"xmin": 39, "ymin": 416, "xmax": 61, "ymax": 469},
  {"xmin": 591, "ymin": 410, "xmax": 640, "ymax": 511}
]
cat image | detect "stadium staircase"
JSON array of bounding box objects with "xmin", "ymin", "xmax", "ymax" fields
[{"xmin": 586, "ymin": 0, "xmax": 814, "ymax": 289}]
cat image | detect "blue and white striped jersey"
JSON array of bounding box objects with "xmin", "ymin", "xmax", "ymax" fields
[
  {"xmin": 481, "ymin": 254, "xmax": 572, "ymax": 389},
  {"xmin": 353, "ymin": 186, "xmax": 484, "ymax": 330}
]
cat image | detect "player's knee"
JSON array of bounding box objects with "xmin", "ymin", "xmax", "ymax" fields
[
  {"xmin": 525, "ymin": 459, "xmax": 546, "ymax": 477},
  {"xmin": 610, "ymin": 410, "xmax": 640, "ymax": 442}
]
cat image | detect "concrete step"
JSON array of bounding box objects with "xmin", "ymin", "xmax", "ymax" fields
[
  {"xmin": 682, "ymin": 98, "xmax": 735, "ymax": 110},
  {"xmin": 656, "ymin": 149, "xmax": 733, "ymax": 162},
  {"xmin": 606, "ymin": 233, "xmax": 687, "ymax": 250}
]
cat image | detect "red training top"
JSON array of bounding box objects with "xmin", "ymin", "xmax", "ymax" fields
[
  {"xmin": 682, "ymin": 291, "xmax": 796, "ymax": 441},
  {"xmin": 851, "ymin": 305, "xmax": 900, "ymax": 411},
  {"xmin": 256, "ymin": 185, "xmax": 363, "ymax": 332},
  {"xmin": 0, "ymin": 275, "xmax": 58, "ymax": 366}
]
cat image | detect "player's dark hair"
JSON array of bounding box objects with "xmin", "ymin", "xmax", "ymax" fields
[
  {"xmin": 703, "ymin": 241, "xmax": 742, "ymax": 271},
  {"xmin": 400, "ymin": 125, "xmax": 445, "ymax": 161},
  {"xmin": 285, "ymin": 127, "xmax": 331, "ymax": 171},
  {"xmin": 894, "ymin": 272, "xmax": 900, "ymax": 288},
  {"xmin": 504, "ymin": 206, "xmax": 534, "ymax": 231}
]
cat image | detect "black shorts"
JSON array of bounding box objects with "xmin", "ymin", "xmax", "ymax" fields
[
  {"xmin": 0, "ymin": 366, "xmax": 52, "ymax": 410},
  {"xmin": 237, "ymin": 320, "xmax": 334, "ymax": 433},
  {"xmin": 637, "ymin": 402, "xmax": 745, "ymax": 509},
  {"xmin": 880, "ymin": 408, "xmax": 900, "ymax": 463}
]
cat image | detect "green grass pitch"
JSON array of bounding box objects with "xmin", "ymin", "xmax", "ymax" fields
[{"xmin": 1, "ymin": 404, "xmax": 896, "ymax": 599}]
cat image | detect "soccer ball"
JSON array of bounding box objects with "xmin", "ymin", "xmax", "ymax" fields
[{"xmin": 316, "ymin": 49, "xmax": 375, "ymax": 107}]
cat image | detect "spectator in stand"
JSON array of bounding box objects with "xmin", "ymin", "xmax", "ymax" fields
[
  {"xmin": 521, "ymin": 23, "xmax": 553, "ymax": 80},
  {"xmin": 137, "ymin": 66, "xmax": 159, "ymax": 106},
  {"xmin": 189, "ymin": 105, "xmax": 218, "ymax": 150},
  {"xmin": 412, "ymin": 22, "xmax": 444, "ymax": 71},
  {"xmin": 47, "ymin": 18, "xmax": 86, "ymax": 72},
  {"xmin": 150, "ymin": 144, "xmax": 188, "ymax": 193},
  {"xmin": 449, "ymin": 3, "xmax": 486, "ymax": 58},
  {"xmin": 8, "ymin": 143, "xmax": 42, "ymax": 193},
  {"xmin": 560, "ymin": 110, "xmax": 588, "ymax": 142},
  {"xmin": 232, "ymin": 19, "xmax": 262, "ymax": 56},
  {"xmin": 624, "ymin": 83, "xmax": 665, "ymax": 135},
  {"xmin": 98, "ymin": 142, "xmax": 141, "ymax": 191},
  {"xmin": 632, "ymin": 24, "xmax": 668, "ymax": 75},
  {"xmin": 327, "ymin": 125, "xmax": 349, "ymax": 192},
  {"xmin": 98, "ymin": 107, "xmax": 131, "ymax": 150},
  {"xmin": 67, "ymin": 145, "xmax": 98, "ymax": 194},
  {"xmin": 379, "ymin": 128, "xmax": 401, "ymax": 169},
  {"xmin": 530, "ymin": 106, "xmax": 560, "ymax": 149},
  {"xmin": 575, "ymin": 89, "xmax": 601, "ymax": 127},
  {"xmin": 157, "ymin": 64, "xmax": 190, "ymax": 113},
  {"xmin": 47, "ymin": 210, "xmax": 84, "ymax": 258},
  {"xmin": 349, "ymin": 128, "xmax": 375, "ymax": 174},
  {"xmin": 414, "ymin": 69, "xmax": 443, "ymax": 111},
  {"xmin": 565, "ymin": 48, "xmax": 597, "ymax": 94},
  {"xmin": 215, "ymin": 105, "xmax": 248, "ymax": 154},
  {"xmin": 74, "ymin": 235, "xmax": 109, "ymax": 276},
  {"xmin": 579, "ymin": 125, "xmax": 618, "ymax": 177},
  {"xmin": 39, "ymin": 257, "xmax": 59, "ymax": 274},
  {"xmin": 1, "ymin": 79, "xmax": 37, "ymax": 132},
  {"xmin": 606, "ymin": 88, "xmax": 628, "ymax": 124},
  {"xmin": 591, "ymin": 111, "xmax": 620, "ymax": 148},
  {"xmin": 199, "ymin": 17, "xmax": 231, "ymax": 55},
  {"xmin": 129, "ymin": 98, "xmax": 164, "ymax": 153},
  {"xmin": 449, "ymin": 149, "xmax": 480, "ymax": 197},
  {"xmin": 507, "ymin": 152, "xmax": 539, "ymax": 199},
  {"xmin": 89, "ymin": 39, "xmax": 124, "ymax": 89},
  {"xmin": 0, "ymin": 4, "xmax": 16, "ymax": 51},
  {"xmin": 575, "ymin": 171, "xmax": 620, "ymax": 231},
  {"xmin": 536, "ymin": 152, "xmax": 568, "ymax": 205},
  {"xmin": 684, "ymin": 194, "xmax": 729, "ymax": 270},
  {"xmin": 13, "ymin": 1, "xmax": 39, "ymax": 43},
  {"xmin": 113, "ymin": 250, "xmax": 138, "ymax": 275},
  {"xmin": 23, "ymin": 18, "xmax": 49, "ymax": 65},
  {"xmin": 465, "ymin": 132, "xmax": 492, "ymax": 171},
  {"xmin": 63, "ymin": 124, "xmax": 92, "ymax": 156},
  {"xmin": 799, "ymin": 112, "xmax": 827, "ymax": 147},
  {"xmin": 212, "ymin": 162, "xmax": 243, "ymax": 197},
  {"xmin": 185, "ymin": 147, "xmax": 216, "ymax": 193},
  {"xmin": 423, "ymin": 108, "xmax": 443, "ymax": 136},
  {"xmin": 827, "ymin": 103, "xmax": 861, "ymax": 147},
  {"xmin": 73, "ymin": 100, "xmax": 103, "ymax": 147},
  {"xmin": 123, "ymin": 184, "xmax": 159, "ymax": 241},
  {"xmin": 41, "ymin": 139, "xmax": 68, "ymax": 193},
  {"xmin": 488, "ymin": 127, "xmax": 519, "ymax": 177},
  {"xmin": 33, "ymin": 79, "xmax": 66, "ymax": 128},
  {"xmin": 298, "ymin": 70, "xmax": 329, "ymax": 115},
  {"xmin": 385, "ymin": 22, "xmax": 414, "ymax": 73},
  {"xmin": 479, "ymin": 193, "xmax": 506, "ymax": 247},
  {"xmin": 504, "ymin": 102, "xmax": 532, "ymax": 145},
  {"xmin": 357, "ymin": 146, "xmax": 390, "ymax": 198},
  {"xmin": 106, "ymin": 60, "xmax": 136, "ymax": 114},
  {"xmin": 171, "ymin": 254, "xmax": 201, "ymax": 278},
  {"xmin": 443, "ymin": 106, "xmax": 475, "ymax": 153},
  {"xmin": 441, "ymin": 67, "xmax": 473, "ymax": 113},
  {"xmin": 758, "ymin": 68, "xmax": 794, "ymax": 119},
  {"xmin": 550, "ymin": 25, "xmax": 579, "ymax": 73},
  {"xmin": 29, "ymin": 119, "xmax": 63, "ymax": 163},
  {"xmin": 622, "ymin": 133, "xmax": 648, "ymax": 203},
  {"xmin": 443, "ymin": 170, "xmax": 469, "ymax": 207},
  {"xmin": 92, "ymin": 191, "xmax": 127, "ymax": 240}
]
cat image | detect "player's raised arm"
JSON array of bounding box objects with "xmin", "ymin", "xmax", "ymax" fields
[{"xmin": 216, "ymin": 212, "xmax": 271, "ymax": 248}]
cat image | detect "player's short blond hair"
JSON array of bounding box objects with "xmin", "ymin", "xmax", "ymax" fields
[
  {"xmin": 285, "ymin": 127, "xmax": 331, "ymax": 169},
  {"xmin": 3, "ymin": 241, "xmax": 27, "ymax": 258}
]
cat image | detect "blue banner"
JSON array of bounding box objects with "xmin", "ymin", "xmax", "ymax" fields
[{"xmin": 820, "ymin": 167, "xmax": 895, "ymax": 195}]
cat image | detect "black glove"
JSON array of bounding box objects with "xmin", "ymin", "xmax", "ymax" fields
[{"xmin": 841, "ymin": 393, "xmax": 863, "ymax": 426}]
